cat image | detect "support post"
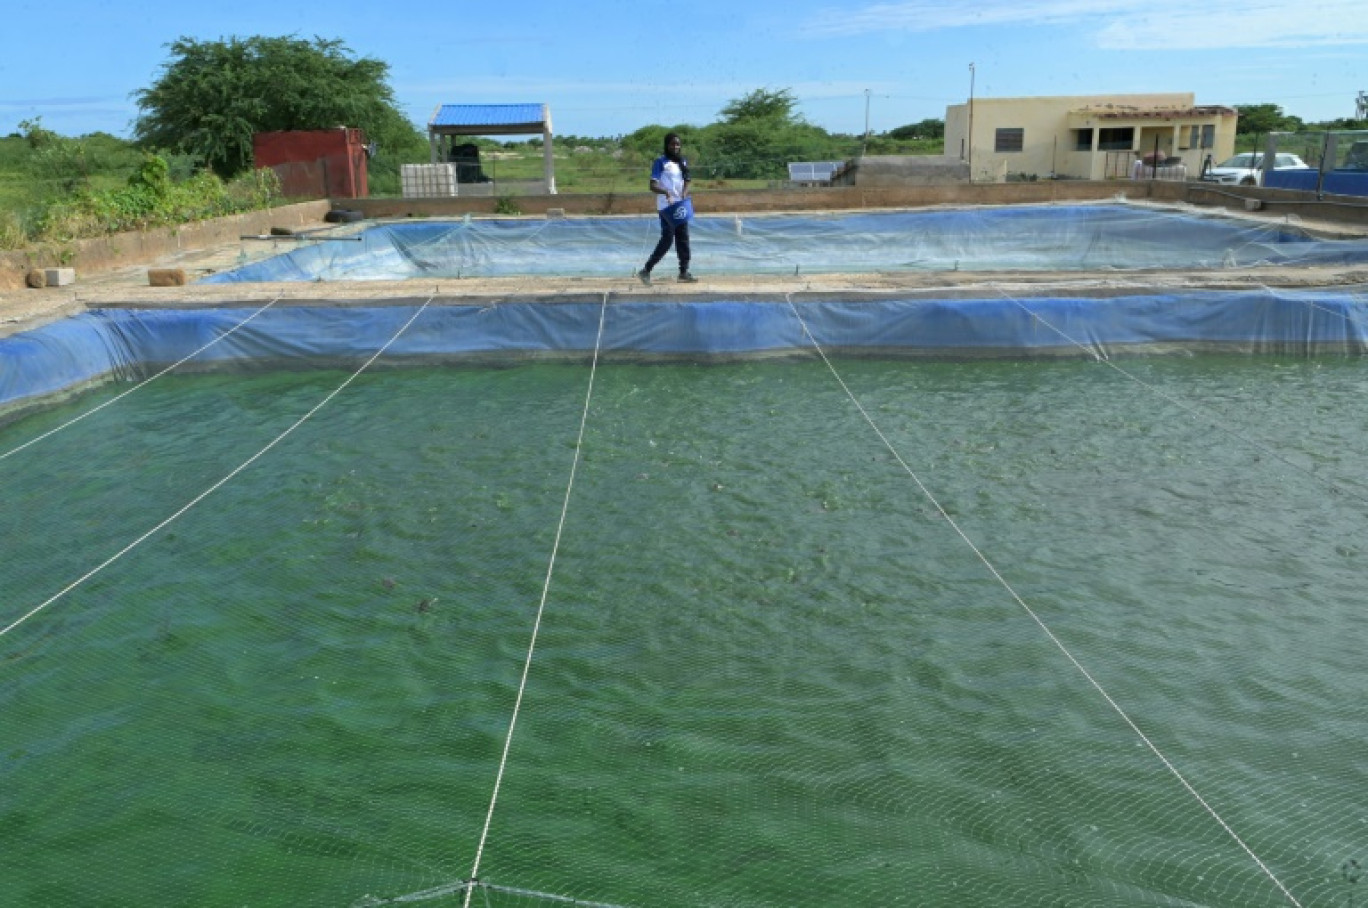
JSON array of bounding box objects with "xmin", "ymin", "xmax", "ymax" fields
[{"xmin": 543, "ymin": 128, "xmax": 555, "ymax": 194}]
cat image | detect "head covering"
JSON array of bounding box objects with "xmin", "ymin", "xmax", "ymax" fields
[{"xmin": 663, "ymin": 132, "xmax": 689, "ymax": 181}]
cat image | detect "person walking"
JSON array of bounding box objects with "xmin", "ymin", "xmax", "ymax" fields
[{"xmin": 638, "ymin": 132, "xmax": 697, "ymax": 284}]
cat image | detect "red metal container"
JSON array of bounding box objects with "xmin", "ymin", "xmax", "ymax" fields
[{"xmin": 252, "ymin": 128, "xmax": 369, "ymax": 199}]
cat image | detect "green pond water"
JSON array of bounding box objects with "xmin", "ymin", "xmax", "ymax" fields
[{"xmin": 1, "ymin": 356, "xmax": 1366, "ymax": 907}]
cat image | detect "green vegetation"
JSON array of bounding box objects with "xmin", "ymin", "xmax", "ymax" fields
[
  {"xmin": 133, "ymin": 36, "xmax": 426, "ymax": 181},
  {"xmin": 616, "ymin": 88, "xmax": 940, "ymax": 182},
  {"xmin": 1231, "ymin": 102, "xmax": 1367, "ymax": 154},
  {"xmin": 2, "ymin": 34, "xmax": 431, "ymax": 250},
  {"xmin": 1234, "ymin": 103, "xmax": 1306, "ymax": 137},
  {"xmin": 1, "ymin": 120, "xmax": 281, "ymax": 249}
]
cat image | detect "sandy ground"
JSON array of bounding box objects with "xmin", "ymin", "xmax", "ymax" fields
[{"xmin": 3, "ymin": 210, "xmax": 1368, "ymax": 338}]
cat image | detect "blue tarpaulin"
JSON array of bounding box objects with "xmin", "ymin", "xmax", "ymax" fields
[
  {"xmin": 201, "ymin": 204, "xmax": 1368, "ymax": 283},
  {"xmin": 5, "ymin": 291, "xmax": 1368, "ymax": 416}
]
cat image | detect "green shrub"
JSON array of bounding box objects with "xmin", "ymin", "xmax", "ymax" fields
[
  {"xmin": 0, "ymin": 154, "xmax": 281, "ymax": 247},
  {"xmin": 0, "ymin": 210, "xmax": 25, "ymax": 248}
]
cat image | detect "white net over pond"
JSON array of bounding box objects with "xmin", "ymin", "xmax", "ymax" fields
[
  {"xmin": 3, "ymin": 291, "xmax": 1368, "ymax": 906},
  {"xmin": 203, "ymin": 203, "xmax": 1368, "ymax": 283}
]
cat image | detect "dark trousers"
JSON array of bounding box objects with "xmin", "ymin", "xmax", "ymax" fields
[{"xmin": 644, "ymin": 211, "xmax": 690, "ymax": 274}]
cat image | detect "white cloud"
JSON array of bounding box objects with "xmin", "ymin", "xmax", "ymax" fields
[
  {"xmin": 1094, "ymin": 5, "xmax": 1368, "ymax": 50},
  {"xmin": 802, "ymin": 0, "xmax": 1368, "ymax": 50},
  {"xmin": 801, "ymin": 0, "xmax": 1130, "ymax": 37}
]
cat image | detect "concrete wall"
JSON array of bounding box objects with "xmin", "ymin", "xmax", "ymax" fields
[
  {"xmin": 345, "ymin": 180, "xmax": 1368, "ymax": 231},
  {"xmin": 832, "ymin": 155, "xmax": 970, "ymax": 187},
  {"xmin": 349, "ymin": 181, "xmax": 1149, "ymax": 220}
]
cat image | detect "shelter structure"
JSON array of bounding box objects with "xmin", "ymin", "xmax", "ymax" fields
[{"xmin": 427, "ymin": 103, "xmax": 555, "ymax": 194}]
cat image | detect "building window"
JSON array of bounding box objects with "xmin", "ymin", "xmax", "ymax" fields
[
  {"xmin": 1074, "ymin": 129, "xmax": 1093, "ymax": 151},
  {"xmin": 1096, "ymin": 127, "xmax": 1134, "ymax": 151},
  {"xmin": 1200, "ymin": 125, "xmax": 1215, "ymax": 149},
  {"xmin": 995, "ymin": 128, "xmax": 1024, "ymax": 153}
]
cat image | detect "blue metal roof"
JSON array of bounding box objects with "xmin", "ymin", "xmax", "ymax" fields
[{"xmin": 429, "ymin": 104, "xmax": 547, "ymax": 128}]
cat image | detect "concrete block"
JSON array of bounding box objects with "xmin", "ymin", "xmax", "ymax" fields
[
  {"xmin": 45, "ymin": 267, "xmax": 76, "ymax": 286},
  {"xmin": 148, "ymin": 268, "xmax": 188, "ymax": 287},
  {"xmin": 546, "ymin": 208, "xmax": 566, "ymax": 219},
  {"xmin": 1244, "ymin": 198, "xmax": 1264, "ymax": 211}
]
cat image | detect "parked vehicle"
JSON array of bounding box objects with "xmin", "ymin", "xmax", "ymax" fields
[
  {"xmin": 1341, "ymin": 142, "xmax": 1368, "ymax": 171},
  {"xmin": 1201, "ymin": 153, "xmax": 1310, "ymax": 186}
]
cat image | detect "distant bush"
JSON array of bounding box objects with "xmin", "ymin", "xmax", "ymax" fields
[{"xmin": 889, "ymin": 119, "xmax": 945, "ymax": 141}]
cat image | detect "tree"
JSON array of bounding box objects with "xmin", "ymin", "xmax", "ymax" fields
[
  {"xmin": 719, "ymin": 88, "xmax": 802, "ymax": 126},
  {"xmin": 889, "ymin": 118, "xmax": 944, "ymax": 141},
  {"xmin": 1314, "ymin": 117, "xmax": 1368, "ymax": 131},
  {"xmin": 708, "ymin": 88, "xmax": 829, "ymax": 179},
  {"xmin": 619, "ymin": 89, "xmax": 854, "ymax": 181},
  {"xmin": 621, "ymin": 124, "xmax": 671, "ymax": 160},
  {"xmin": 133, "ymin": 35, "xmax": 423, "ymax": 178},
  {"xmin": 1234, "ymin": 103, "xmax": 1303, "ymax": 135}
]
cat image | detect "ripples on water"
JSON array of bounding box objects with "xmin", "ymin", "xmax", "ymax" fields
[{"xmin": 1, "ymin": 356, "xmax": 1366, "ymax": 906}]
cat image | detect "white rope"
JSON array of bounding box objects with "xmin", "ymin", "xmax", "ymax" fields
[
  {"xmin": 782, "ymin": 293, "xmax": 1304, "ymax": 908},
  {"xmin": 0, "ymin": 294, "xmax": 284, "ymax": 463},
  {"xmin": 0, "ymin": 295, "xmax": 436, "ymax": 641},
  {"xmin": 635, "ymin": 214, "xmax": 658, "ymax": 277},
  {"xmin": 998, "ymin": 285, "xmax": 1368, "ymax": 508},
  {"xmin": 353, "ymin": 880, "xmax": 473, "ymax": 905},
  {"xmin": 462, "ymin": 291, "xmax": 611, "ymax": 908},
  {"xmin": 358, "ymin": 878, "xmax": 632, "ymax": 907},
  {"xmin": 1295, "ymin": 284, "xmax": 1368, "ymax": 339},
  {"xmin": 476, "ymin": 881, "xmax": 630, "ymax": 907}
]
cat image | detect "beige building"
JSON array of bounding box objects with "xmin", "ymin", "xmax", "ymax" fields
[{"xmin": 944, "ymin": 93, "xmax": 1238, "ymax": 182}]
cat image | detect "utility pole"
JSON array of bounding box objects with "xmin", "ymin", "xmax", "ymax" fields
[
  {"xmin": 967, "ymin": 63, "xmax": 976, "ymax": 178},
  {"xmin": 862, "ymin": 89, "xmax": 871, "ymax": 157}
]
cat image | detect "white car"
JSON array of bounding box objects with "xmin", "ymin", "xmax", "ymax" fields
[{"xmin": 1202, "ymin": 153, "xmax": 1309, "ymax": 186}]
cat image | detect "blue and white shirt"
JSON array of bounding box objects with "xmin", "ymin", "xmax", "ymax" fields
[{"xmin": 651, "ymin": 155, "xmax": 690, "ymax": 211}]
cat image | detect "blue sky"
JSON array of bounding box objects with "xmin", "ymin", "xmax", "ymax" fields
[{"xmin": 3, "ymin": 0, "xmax": 1364, "ymax": 140}]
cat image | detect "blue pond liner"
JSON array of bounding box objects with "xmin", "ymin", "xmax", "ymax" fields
[
  {"xmin": 4, "ymin": 290, "xmax": 1368, "ymax": 415},
  {"xmin": 200, "ymin": 204, "xmax": 1368, "ymax": 283}
]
